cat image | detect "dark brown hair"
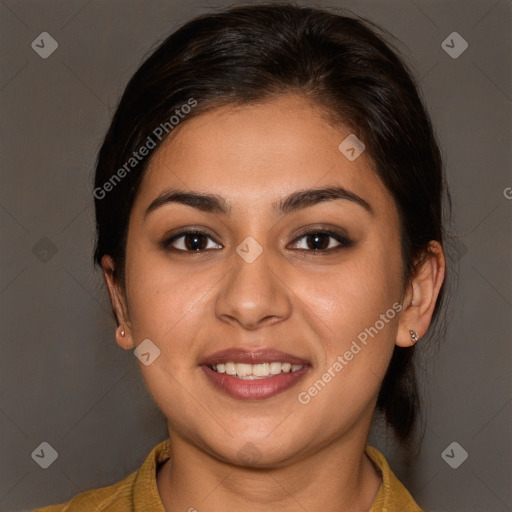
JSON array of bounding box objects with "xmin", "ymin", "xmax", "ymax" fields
[{"xmin": 93, "ymin": 2, "xmax": 449, "ymax": 446}]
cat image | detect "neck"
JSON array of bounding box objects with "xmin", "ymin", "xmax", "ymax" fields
[{"xmin": 157, "ymin": 419, "xmax": 382, "ymax": 512}]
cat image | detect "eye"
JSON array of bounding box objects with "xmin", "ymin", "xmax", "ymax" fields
[
  {"xmin": 162, "ymin": 228, "xmax": 352, "ymax": 253},
  {"xmin": 289, "ymin": 229, "xmax": 352, "ymax": 252},
  {"xmin": 162, "ymin": 230, "xmax": 222, "ymax": 252}
]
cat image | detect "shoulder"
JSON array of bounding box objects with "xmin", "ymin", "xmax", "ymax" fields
[
  {"xmin": 31, "ymin": 440, "xmax": 171, "ymax": 512},
  {"xmin": 31, "ymin": 470, "xmax": 137, "ymax": 512},
  {"xmin": 365, "ymin": 444, "xmax": 427, "ymax": 512}
]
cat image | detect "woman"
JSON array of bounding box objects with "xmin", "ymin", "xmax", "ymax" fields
[{"xmin": 35, "ymin": 3, "xmax": 447, "ymax": 511}]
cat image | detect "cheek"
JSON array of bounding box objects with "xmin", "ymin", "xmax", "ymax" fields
[
  {"xmin": 124, "ymin": 250, "xmax": 223, "ymax": 358},
  {"xmin": 293, "ymin": 248, "xmax": 403, "ymax": 425},
  {"xmin": 298, "ymin": 245, "xmax": 403, "ymax": 345},
  {"xmin": 123, "ymin": 253, "xmax": 215, "ymax": 412}
]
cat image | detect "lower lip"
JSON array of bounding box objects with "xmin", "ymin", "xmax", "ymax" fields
[{"xmin": 201, "ymin": 365, "xmax": 310, "ymax": 400}]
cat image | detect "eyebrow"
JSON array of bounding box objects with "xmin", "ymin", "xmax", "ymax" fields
[{"xmin": 144, "ymin": 185, "xmax": 374, "ymax": 219}]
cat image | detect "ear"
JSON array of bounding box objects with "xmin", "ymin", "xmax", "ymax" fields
[
  {"xmin": 101, "ymin": 255, "xmax": 135, "ymax": 350},
  {"xmin": 396, "ymin": 241, "xmax": 446, "ymax": 347}
]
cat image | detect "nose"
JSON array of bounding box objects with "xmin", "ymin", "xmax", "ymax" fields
[{"xmin": 215, "ymin": 240, "xmax": 293, "ymax": 330}]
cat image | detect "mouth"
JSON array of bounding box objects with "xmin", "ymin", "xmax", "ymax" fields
[{"xmin": 200, "ymin": 347, "xmax": 311, "ymax": 400}]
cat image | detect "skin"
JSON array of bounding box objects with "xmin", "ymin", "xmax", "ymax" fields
[{"xmin": 102, "ymin": 94, "xmax": 445, "ymax": 511}]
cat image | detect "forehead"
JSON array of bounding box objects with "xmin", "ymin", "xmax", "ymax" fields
[{"xmin": 135, "ymin": 94, "xmax": 395, "ymax": 219}]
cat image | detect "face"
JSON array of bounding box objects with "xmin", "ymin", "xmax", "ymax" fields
[{"xmin": 112, "ymin": 94, "xmax": 407, "ymax": 466}]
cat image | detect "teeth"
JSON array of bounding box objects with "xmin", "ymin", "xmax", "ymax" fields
[
  {"xmin": 236, "ymin": 363, "xmax": 252, "ymax": 377},
  {"xmin": 225, "ymin": 362, "xmax": 236, "ymax": 376},
  {"xmin": 253, "ymin": 362, "xmax": 270, "ymax": 376},
  {"xmin": 281, "ymin": 363, "xmax": 291, "ymax": 372},
  {"xmin": 211, "ymin": 361, "xmax": 304, "ymax": 379},
  {"xmin": 270, "ymin": 362, "xmax": 281, "ymax": 375}
]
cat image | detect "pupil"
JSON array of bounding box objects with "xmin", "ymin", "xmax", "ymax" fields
[
  {"xmin": 186, "ymin": 234, "xmax": 205, "ymax": 251},
  {"xmin": 308, "ymin": 233, "xmax": 328, "ymax": 250}
]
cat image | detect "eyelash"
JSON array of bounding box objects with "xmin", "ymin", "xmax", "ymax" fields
[{"xmin": 161, "ymin": 228, "xmax": 353, "ymax": 253}]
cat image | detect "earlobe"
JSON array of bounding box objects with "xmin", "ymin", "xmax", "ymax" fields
[
  {"xmin": 396, "ymin": 241, "xmax": 446, "ymax": 347},
  {"xmin": 115, "ymin": 323, "xmax": 134, "ymax": 350},
  {"xmin": 101, "ymin": 255, "xmax": 135, "ymax": 350},
  {"xmin": 409, "ymin": 330, "xmax": 420, "ymax": 343}
]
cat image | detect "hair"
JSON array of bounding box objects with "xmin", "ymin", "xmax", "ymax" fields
[{"xmin": 93, "ymin": 2, "xmax": 450, "ymax": 447}]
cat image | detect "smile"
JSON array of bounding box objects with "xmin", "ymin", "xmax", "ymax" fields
[{"xmin": 200, "ymin": 347, "xmax": 311, "ymax": 399}]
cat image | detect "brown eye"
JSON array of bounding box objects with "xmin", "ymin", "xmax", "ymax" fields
[
  {"xmin": 163, "ymin": 230, "xmax": 222, "ymax": 252},
  {"xmin": 290, "ymin": 230, "xmax": 353, "ymax": 252}
]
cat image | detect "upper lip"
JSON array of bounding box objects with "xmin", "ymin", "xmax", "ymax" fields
[{"xmin": 200, "ymin": 348, "xmax": 310, "ymax": 366}]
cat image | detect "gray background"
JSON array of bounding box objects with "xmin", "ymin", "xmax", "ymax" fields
[{"xmin": 0, "ymin": 0, "xmax": 510, "ymax": 511}]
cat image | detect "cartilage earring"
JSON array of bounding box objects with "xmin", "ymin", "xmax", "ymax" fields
[{"xmin": 409, "ymin": 330, "xmax": 419, "ymax": 343}]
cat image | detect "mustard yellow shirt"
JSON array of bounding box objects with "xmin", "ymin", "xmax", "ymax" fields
[{"xmin": 32, "ymin": 440, "xmax": 426, "ymax": 511}]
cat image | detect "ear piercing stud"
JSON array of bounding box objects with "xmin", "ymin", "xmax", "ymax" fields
[
  {"xmin": 409, "ymin": 330, "xmax": 419, "ymax": 343},
  {"xmin": 120, "ymin": 326, "xmax": 126, "ymax": 337}
]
